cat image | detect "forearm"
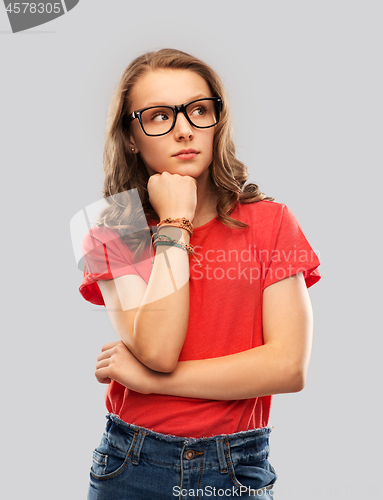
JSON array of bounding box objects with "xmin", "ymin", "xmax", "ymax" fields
[
  {"xmin": 148, "ymin": 343, "xmax": 306, "ymax": 399},
  {"xmin": 126, "ymin": 226, "xmax": 191, "ymax": 372}
]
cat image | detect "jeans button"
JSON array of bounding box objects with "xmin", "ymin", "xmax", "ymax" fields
[{"xmin": 185, "ymin": 450, "xmax": 195, "ymax": 460}]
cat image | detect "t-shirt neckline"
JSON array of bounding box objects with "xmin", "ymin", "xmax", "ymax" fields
[{"xmin": 192, "ymin": 214, "xmax": 220, "ymax": 232}]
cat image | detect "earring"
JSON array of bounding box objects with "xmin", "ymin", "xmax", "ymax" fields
[{"xmin": 131, "ymin": 147, "xmax": 135, "ymax": 152}]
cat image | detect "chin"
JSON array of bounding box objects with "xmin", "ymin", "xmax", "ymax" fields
[
  {"xmin": 175, "ymin": 164, "xmax": 207, "ymax": 177},
  {"xmin": 146, "ymin": 163, "xmax": 209, "ymax": 179}
]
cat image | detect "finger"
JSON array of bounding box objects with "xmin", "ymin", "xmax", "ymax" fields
[
  {"xmin": 97, "ymin": 349, "xmax": 113, "ymax": 362},
  {"xmin": 95, "ymin": 366, "xmax": 112, "ymax": 383},
  {"xmin": 101, "ymin": 341, "xmax": 122, "ymax": 352},
  {"xmin": 100, "ymin": 378, "xmax": 112, "ymax": 384},
  {"xmin": 95, "ymin": 374, "xmax": 112, "ymax": 384},
  {"xmin": 95, "ymin": 358, "xmax": 110, "ymax": 369}
]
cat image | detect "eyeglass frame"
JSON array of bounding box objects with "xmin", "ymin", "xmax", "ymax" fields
[{"xmin": 129, "ymin": 97, "xmax": 223, "ymax": 137}]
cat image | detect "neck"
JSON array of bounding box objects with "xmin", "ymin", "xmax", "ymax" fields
[{"xmin": 193, "ymin": 169, "xmax": 219, "ymax": 227}]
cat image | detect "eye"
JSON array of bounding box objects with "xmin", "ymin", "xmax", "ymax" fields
[
  {"xmin": 190, "ymin": 105, "xmax": 206, "ymax": 116},
  {"xmin": 151, "ymin": 112, "xmax": 170, "ymax": 122}
]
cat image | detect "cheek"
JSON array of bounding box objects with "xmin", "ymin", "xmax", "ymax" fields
[
  {"xmin": 203, "ymin": 131, "xmax": 215, "ymax": 158},
  {"xmin": 137, "ymin": 141, "xmax": 167, "ymax": 170},
  {"xmin": 135, "ymin": 136, "xmax": 156, "ymax": 159}
]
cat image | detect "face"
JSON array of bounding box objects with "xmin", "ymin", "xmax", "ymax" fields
[{"xmin": 128, "ymin": 69, "xmax": 216, "ymax": 182}]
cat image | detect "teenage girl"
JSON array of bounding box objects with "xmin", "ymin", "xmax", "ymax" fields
[{"xmin": 79, "ymin": 48, "xmax": 321, "ymax": 499}]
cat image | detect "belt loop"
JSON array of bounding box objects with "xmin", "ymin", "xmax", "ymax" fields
[
  {"xmin": 131, "ymin": 429, "xmax": 147, "ymax": 466},
  {"xmin": 215, "ymin": 437, "xmax": 228, "ymax": 474}
]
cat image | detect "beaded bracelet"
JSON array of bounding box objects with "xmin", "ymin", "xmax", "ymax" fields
[
  {"xmin": 152, "ymin": 234, "xmax": 202, "ymax": 267},
  {"xmin": 157, "ymin": 217, "xmax": 193, "ymax": 237}
]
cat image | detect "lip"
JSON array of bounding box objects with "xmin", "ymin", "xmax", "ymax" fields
[{"xmin": 172, "ymin": 149, "xmax": 199, "ymax": 159}]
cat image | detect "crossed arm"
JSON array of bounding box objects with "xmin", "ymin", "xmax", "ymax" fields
[{"xmin": 95, "ymin": 271, "xmax": 313, "ymax": 400}]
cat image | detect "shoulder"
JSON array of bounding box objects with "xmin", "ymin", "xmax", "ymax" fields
[
  {"xmin": 234, "ymin": 200, "xmax": 287, "ymax": 226},
  {"xmin": 233, "ymin": 200, "xmax": 302, "ymax": 245},
  {"xmin": 82, "ymin": 225, "xmax": 121, "ymax": 251}
]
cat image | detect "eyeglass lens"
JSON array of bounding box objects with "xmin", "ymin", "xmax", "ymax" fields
[{"xmin": 140, "ymin": 99, "xmax": 219, "ymax": 135}]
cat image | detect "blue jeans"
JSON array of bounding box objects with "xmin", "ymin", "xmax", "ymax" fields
[{"xmin": 88, "ymin": 414, "xmax": 277, "ymax": 499}]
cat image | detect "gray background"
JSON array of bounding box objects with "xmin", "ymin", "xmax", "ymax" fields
[{"xmin": 1, "ymin": 1, "xmax": 381, "ymax": 498}]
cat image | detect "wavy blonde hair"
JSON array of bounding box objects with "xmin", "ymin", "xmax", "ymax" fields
[{"xmin": 98, "ymin": 48, "xmax": 273, "ymax": 260}]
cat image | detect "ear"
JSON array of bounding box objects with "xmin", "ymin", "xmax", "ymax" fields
[{"xmin": 128, "ymin": 132, "xmax": 139, "ymax": 154}]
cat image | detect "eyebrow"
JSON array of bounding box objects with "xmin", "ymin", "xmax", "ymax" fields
[{"xmin": 144, "ymin": 94, "xmax": 210, "ymax": 107}]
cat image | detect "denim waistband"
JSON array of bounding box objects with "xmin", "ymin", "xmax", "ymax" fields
[{"xmin": 106, "ymin": 413, "xmax": 272, "ymax": 470}]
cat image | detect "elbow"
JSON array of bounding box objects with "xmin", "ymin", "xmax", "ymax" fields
[
  {"xmin": 130, "ymin": 330, "xmax": 180, "ymax": 373},
  {"xmin": 137, "ymin": 345, "xmax": 179, "ymax": 373},
  {"xmin": 288, "ymin": 363, "xmax": 307, "ymax": 393},
  {"xmin": 145, "ymin": 355, "xmax": 178, "ymax": 373}
]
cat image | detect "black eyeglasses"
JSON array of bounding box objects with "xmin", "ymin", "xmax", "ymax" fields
[{"xmin": 130, "ymin": 97, "xmax": 223, "ymax": 137}]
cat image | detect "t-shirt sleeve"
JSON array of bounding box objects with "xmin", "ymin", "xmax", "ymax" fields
[
  {"xmin": 262, "ymin": 204, "xmax": 321, "ymax": 291},
  {"xmin": 79, "ymin": 227, "xmax": 140, "ymax": 306}
]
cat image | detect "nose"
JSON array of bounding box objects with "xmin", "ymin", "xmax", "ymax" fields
[{"xmin": 173, "ymin": 111, "xmax": 194, "ymax": 140}]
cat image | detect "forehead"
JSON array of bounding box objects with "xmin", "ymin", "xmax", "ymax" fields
[{"xmin": 130, "ymin": 69, "xmax": 212, "ymax": 109}]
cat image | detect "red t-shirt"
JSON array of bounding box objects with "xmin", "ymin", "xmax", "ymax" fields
[{"xmin": 79, "ymin": 200, "xmax": 321, "ymax": 438}]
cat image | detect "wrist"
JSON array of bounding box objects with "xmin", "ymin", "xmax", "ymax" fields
[
  {"xmin": 146, "ymin": 366, "xmax": 177, "ymax": 395},
  {"xmin": 145, "ymin": 370, "xmax": 171, "ymax": 394},
  {"xmin": 157, "ymin": 225, "xmax": 191, "ymax": 244},
  {"xmin": 158, "ymin": 214, "xmax": 195, "ymax": 224}
]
